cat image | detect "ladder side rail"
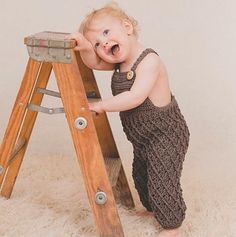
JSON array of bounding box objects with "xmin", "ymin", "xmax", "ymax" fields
[
  {"xmin": 53, "ymin": 51, "xmax": 124, "ymax": 237},
  {"xmin": 1, "ymin": 62, "xmax": 52, "ymax": 198},
  {"xmin": 0, "ymin": 58, "xmax": 41, "ymax": 187}
]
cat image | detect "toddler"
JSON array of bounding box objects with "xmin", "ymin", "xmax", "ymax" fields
[{"xmin": 67, "ymin": 3, "xmax": 190, "ymax": 237}]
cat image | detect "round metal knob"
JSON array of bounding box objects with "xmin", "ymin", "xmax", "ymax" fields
[
  {"xmin": 74, "ymin": 117, "xmax": 87, "ymax": 130},
  {"xmin": 95, "ymin": 191, "xmax": 107, "ymax": 205}
]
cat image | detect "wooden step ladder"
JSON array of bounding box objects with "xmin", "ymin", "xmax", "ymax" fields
[{"xmin": 0, "ymin": 31, "xmax": 134, "ymax": 237}]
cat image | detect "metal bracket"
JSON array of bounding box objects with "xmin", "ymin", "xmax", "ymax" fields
[
  {"xmin": 0, "ymin": 165, "xmax": 4, "ymax": 175},
  {"xmin": 8, "ymin": 139, "xmax": 26, "ymax": 165},
  {"xmin": 36, "ymin": 88, "xmax": 61, "ymax": 98},
  {"xmin": 26, "ymin": 45, "xmax": 72, "ymax": 64},
  {"xmin": 24, "ymin": 31, "xmax": 76, "ymax": 63},
  {"xmin": 0, "ymin": 139, "xmax": 27, "ymax": 174},
  {"xmin": 28, "ymin": 87, "xmax": 98, "ymax": 115},
  {"xmin": 27, "ymin": 104, "xmax": 64, "ymax": 115},
  {"xmin": 36, "ymin": 87, "xmax": 97, "ymax": 99}
]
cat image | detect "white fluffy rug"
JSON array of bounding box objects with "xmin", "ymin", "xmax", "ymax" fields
[{"xmin": 0, "ymin": 149, "xmax": 235, "ymax": 237}]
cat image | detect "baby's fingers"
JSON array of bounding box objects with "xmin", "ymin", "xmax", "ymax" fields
[
  {"xmin": 65, "ymin": 33, "xmax": 76, "ymax": 40},
  {"xmin": 64, "ymin": 33, "xmax": 80, "ymax": 50},
  {"xmin": 64, "ymin": 32, "xmax": 91, "ymax": 51},
  {"xmin": 64, "ymin": 33, "xmax": 72, "ymax": 39}
]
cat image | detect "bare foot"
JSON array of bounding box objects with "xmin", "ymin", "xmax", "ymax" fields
[{"xmin": 157, "ymin": 228, "xmax": 183, "ymax": 237}]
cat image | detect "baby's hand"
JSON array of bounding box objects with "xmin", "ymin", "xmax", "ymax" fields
[
  {"xmin": 88, "ymin": 101, "xmax": 104, "ymax": 114},
  {"xmin": 65, "ymin": 32, "xmax": 92, "ymax": 51}
]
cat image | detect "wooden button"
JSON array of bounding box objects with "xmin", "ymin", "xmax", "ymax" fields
[{"xmin": 127, "ymin": 70, "xmax": 134, "ymax": 80}]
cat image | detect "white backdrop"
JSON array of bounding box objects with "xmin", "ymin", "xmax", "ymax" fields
[{"xmin": 0, "ymin": 0, "xmax": 235, "ymax": 166}]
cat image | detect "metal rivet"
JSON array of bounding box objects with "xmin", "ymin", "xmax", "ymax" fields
[
  {"xmin": 49, "ymin": 109, "xmax": 54, "ymax": 114},
  {"xmin": 95, "ymin": 191, "xmax": 107, "ymax": 205},
  {"xmin": 81, "ymin": 107, "xmax": 85, "ymax": 112},
  {"xmin": 74, "ymin": 117, "xmax": 87, "ymax": 130},
  {"xmin": 66, "ymin": 55, "xmax": 71, "ymax": 59}
]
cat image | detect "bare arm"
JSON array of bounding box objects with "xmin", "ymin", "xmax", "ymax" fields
[
  {"xmin": 90, "ymin": 53, "xmax": 161, "ymax": 112},
  {"xmin": 66, "ymin": 32, "xmax": 114, "ymax": 70}
]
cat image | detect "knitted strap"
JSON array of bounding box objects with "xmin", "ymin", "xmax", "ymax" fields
[{"xmin": 131, "ymin": 48, "xmax": 159, "ymax": 71}]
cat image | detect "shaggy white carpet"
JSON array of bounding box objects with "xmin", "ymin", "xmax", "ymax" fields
[{"xmin": 0, "ymin": 149, "xmax": 235, "ymax": 237}]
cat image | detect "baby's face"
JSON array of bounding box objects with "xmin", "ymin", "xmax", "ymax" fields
[{"xmin": 84, "ymin": 15, "xmax": 133, "ymax": 63}]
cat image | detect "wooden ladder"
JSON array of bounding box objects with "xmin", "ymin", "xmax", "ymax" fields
[{"xmin": 0, "ymin": 31, "xmax": 134, "ymax": 237}]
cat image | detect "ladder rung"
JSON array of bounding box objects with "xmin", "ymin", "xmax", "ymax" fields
[
  {"xmin": 104, "ymin": 157, "xmax": 121, "ymax": 187},
  {"xmin": 8, "ymin": 139, "xmax": 26, "ymax": 165}
]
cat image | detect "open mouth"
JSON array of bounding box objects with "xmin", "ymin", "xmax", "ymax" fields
[{"xmin": 111, "ymin": 44, "xmax": 119, "ymax": 55}]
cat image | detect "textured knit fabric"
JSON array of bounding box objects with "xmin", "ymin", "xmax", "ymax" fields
[{"xmin": 111, "ymin": 48, "xmax": 190, "ymax": 229}]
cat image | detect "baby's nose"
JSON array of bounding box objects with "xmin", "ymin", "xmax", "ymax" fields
[{"xmin": 103, "ymin": 41, "xmax": 109, "ymax": 47}]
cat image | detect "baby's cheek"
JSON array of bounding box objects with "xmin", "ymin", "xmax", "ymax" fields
[{"xmin": 96, "ymin": 51, "xmax": 103, "ymax": 58}]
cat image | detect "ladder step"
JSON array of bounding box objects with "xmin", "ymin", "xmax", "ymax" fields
[
  {"xmin": 8, "ymin": 139, "xmax": 26, "ymax": 165},
  {"xmin": 104, "ymin": 157, "xmax": 122, "ymax": 187}
]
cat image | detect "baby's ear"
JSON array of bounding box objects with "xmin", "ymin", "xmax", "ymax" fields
[{"xmin": 122, "ymin": 19, "xmax": 134, "ymax": 35}]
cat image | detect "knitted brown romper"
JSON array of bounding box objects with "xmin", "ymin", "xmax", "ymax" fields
[{"xmin": 111, "ymin": 48, "xmax": 190, "ymax": 229}]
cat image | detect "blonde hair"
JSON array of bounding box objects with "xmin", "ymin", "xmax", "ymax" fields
[{"xmin": 79, "ymin": 2, "xmax": 139, "ymax": 37}]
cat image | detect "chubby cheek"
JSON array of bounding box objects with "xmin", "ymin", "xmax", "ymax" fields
[
  {"xmin": 96, "ymin": 49, "xmax": 105, "ymax": 58},
  {"xmin": 97, "ymin": 50, "xmax": 113, "ymax": 62}
]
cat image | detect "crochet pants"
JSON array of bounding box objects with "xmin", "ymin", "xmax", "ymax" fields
[{"xmin": 132, "ymin": 142, "xmax": 187, "ymax": 229}]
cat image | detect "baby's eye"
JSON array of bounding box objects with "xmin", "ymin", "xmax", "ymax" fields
[
  {"xmin": 103, "ymin": 29, "xmax": 109, "ymax": 36},
  {"xmin": 95, "ymin": 42, "xmax": 100, "ymax": 48}
]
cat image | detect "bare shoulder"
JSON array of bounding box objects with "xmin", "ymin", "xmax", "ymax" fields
[{"xmin": 136, "ymin": 52, "xmax": 161, "ymax": 75}]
